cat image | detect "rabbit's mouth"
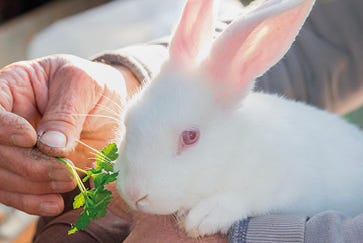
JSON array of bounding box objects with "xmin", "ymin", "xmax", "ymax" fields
[
  {"xmin": 134, "ymin": 194, "xmax": 149, "ymax": 211},
  {"xmin": 127, "ymin": 193, "xmax": 181, "ymax": 215}
]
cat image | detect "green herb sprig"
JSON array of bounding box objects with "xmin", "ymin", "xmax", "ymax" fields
[{"xmin": 57, "ymin": 143, "xmax": 119, "ymax": 235}]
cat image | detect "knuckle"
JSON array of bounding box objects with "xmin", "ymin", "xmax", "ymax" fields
[
  {"xmin": 45, "ymin": 106, "xmax": 79, "ymax": 127},
  {"xmin": 55, "ymin": 63, "xmax": 87, "ymax": 84}
]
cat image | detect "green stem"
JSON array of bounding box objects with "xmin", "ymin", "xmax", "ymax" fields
[
  {"xmin": 74, "ymin": 167, "xmax": 88, "ymax": 175},
  {"xmin": 57, "ymin": 158, "xmax": 88, "ymax": 174},
  {"xmin": 57, "ymin": 158, "xmax": 88, "ymax": 193}
]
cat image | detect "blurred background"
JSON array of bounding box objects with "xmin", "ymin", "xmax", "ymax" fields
[
  {"xmin": 0, "ymin": 0, "xmax": 244, "ymax": 68},
  {"xmin": 0, "ymin": 0, "xmax": 110, "ymax": 67}
]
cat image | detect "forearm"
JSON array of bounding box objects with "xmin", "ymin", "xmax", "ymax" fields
[
  {"xmin": 228, "ymin": 215, "xmax": 306, "ymax": 243},
  {"xmin": 229, "ymin": 211, "xmax": 363, "ymax": 243}
]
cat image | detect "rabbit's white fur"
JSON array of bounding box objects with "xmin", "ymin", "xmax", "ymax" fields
[{"xmin": 115, "ymin": 0, "xmax": 363, "ymax": 237}]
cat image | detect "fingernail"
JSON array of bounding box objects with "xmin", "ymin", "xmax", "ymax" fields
[
  {"xmin": 39, "ymin": 131, "xmax": 67, "ymax": 148},
  {"xmin": 39, "ymin": 202, "xmax": 61, "ymax": 215}
]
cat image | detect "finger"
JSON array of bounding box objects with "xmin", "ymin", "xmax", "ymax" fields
[
  {"xmin": 36, "ymin": 64, "xmax": 104, "ymax": 157},
  {"xmin": 0, "ymin": 190, "xmax": 64, "ymax": 216},
  {"xmin": 0, "ymin": 110, "xmax": 37, "ymax": 147},
  {"xmin": 0, "ymin": 168, "xmax": 76, "ymax": 194},
  {"xmin": 0, "ymin": 145, "xmax": 73, "ymax": 183}
]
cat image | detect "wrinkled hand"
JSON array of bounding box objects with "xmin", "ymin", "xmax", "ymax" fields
[{"xmin": 0, "ymin": 54, "xmax": 130, "ymax": 216}]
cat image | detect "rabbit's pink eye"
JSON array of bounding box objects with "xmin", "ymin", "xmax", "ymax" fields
[
  {"xmin": 178, "ymin": 129, "xmax": 200, "ymax": 155},
  {"xmin": 181, "ymin": 129, "xmax": 200, "ymax": 145}
]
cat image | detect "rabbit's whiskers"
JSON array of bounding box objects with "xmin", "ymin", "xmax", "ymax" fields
[
  {"xmin": 72, "ymin": 113, "xmax": 119, "ymax": 123},
  {"xmin": 95, "ymin": 103, "xmax": 120, "ymax": 117},
  {"xmin": 90, "ymin": 151, "xmax": 112, "ymax": 163},
  {"xmin": 71, "ymin": 94, "xmax": 122, "ymax": 122},
  {"xmin": 76, "ymin": 139, "xmax": 114, "ymax": 166},
  {"xmin": 101, "ymin": 94, "xmax": 124, "ymax": 110}
]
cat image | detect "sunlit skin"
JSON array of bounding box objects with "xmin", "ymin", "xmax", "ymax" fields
[
  {"xmin": 0, "ymin": 54, "xmax": 225, "ymax": 241},
  {"xmin": 0, "ymin": 54, "xmax": 130, "ymax": 214}
]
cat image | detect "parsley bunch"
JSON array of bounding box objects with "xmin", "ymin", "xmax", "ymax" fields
[{"xmin": 57, "ymin": 143, "xmax": 119, "ymax": 235}]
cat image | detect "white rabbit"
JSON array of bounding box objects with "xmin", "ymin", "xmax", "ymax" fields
[{"xmin": 115, "ymin": 0, "xmax": 363, "ymax": 237}]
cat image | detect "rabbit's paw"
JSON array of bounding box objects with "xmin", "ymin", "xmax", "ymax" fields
[{"xmin": 184, "ymin": 195, "xmax": 246, "ymax": 237}]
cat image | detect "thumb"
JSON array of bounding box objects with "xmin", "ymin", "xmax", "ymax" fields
[{"xmin": 37, "ymin": 67, "xmax": 102, "ymax": 157}]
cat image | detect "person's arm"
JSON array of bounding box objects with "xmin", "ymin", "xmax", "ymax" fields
[
  {"xmin": 229, "ymin": 215, "xmax": 306, "ymax": 242},
  {"xmin": 229, "ymin": 211, "xmax": 363, "ymax": 243},
  {"xmin": 305, "ymin": 211, "xmax": 363, "ymax": 242}
]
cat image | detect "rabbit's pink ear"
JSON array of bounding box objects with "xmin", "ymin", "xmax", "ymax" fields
[
  {"xmin": 203, "ymin": 0, "xmax": 315, "ymax": 107},
  {"xmin": 169, "ymin": 0, "xmax": 215, "ymax": 67}
]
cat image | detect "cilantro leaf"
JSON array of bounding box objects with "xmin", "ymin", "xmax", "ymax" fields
[
  {"xmin": 101, "ymin": 143, "xmax": 118, "ymax": 161},
  {"xmin": 73, "ymin": 193, "xmax": 85, "ymax": 209},
  {"xmin": 73, "ymin": 211, "xmax": 90, "ymax": 231},
  {"xmin": 93, "ymin": 172, "xmax": 119, "ymax": 189},
  {"xmin": 95, "ymin": 143, "xmax": 118, "ymax": 172},
  {"xmin": 57, "ymin": 143, "xmax": 120, "ymax": 235}
]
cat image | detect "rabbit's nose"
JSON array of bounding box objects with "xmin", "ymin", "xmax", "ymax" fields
[{"xmin": 135, "ymin": 194, "xmax": 149, "ymax": 210}]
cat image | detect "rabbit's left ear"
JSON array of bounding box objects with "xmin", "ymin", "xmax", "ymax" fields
[
  {"xmin": 169, "ymin": 0, "xmax": 215, "ymax": 67},
  {"xmin": 203, "ymin": 0, "xmax": 315, "ymax": 107}
]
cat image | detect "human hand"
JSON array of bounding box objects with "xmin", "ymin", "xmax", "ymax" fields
[
  {"xmin": 0, "ymin": 54, "xmax": 134, "ymax": 215},
  {"xmin": 106, "ymin": 183, "xmax": 227, "ymax": 243},
  {"xmin": 124, "ymin": 214, "xmax": 228, "ymax": 243}
]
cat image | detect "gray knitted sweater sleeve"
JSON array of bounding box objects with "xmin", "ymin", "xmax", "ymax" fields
[
  {"xmin": 228, "ymin": 211, "xmax": 363, "ymax": 243},
  {"xmin": 92, "ymin": 0, "xmax": 363, "ymax": 242}
]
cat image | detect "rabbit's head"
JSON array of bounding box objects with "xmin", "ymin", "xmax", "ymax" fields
[{"xmin": 116, "ymin": 0, "xmax": 315, "ymax": 214}]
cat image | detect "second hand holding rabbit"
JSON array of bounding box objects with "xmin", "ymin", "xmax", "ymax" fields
[{"xmin": 115, "ymin": 0, "xmax": 363, "ymax": 237}]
